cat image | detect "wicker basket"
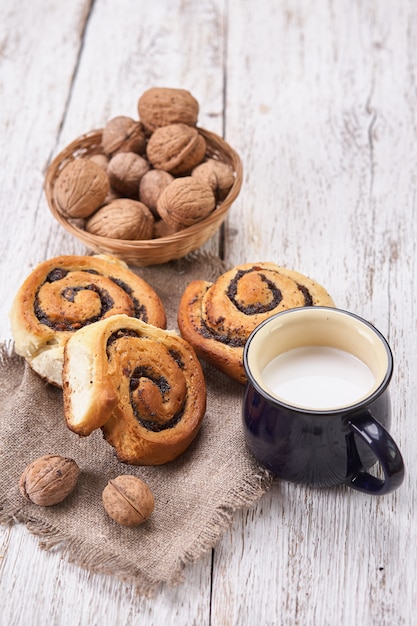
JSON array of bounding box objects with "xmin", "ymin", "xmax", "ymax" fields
[{"xmin": 44, "ymin": 127, "xmax": 243, "ymax": 266}]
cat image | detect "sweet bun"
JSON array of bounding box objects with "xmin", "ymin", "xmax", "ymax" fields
[
  {"xmin": 63, "ymin": 314, "xmax": 206, "ymax": 465},
  {"xmin": 177, "ymin": 262, "xmax": 335, "ymax": 384},
  {"xmin": 9, "ymin": 254, "xmax": 166, "ymax": 386}
]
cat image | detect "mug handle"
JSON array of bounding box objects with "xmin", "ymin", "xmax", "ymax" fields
[{"xmin": 346, "ymin": 413, "xmax": 405, "ymax": 495}]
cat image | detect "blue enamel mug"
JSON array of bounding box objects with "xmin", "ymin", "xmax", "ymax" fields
[{"xmin": 242, "ymin": 307, "xmax": 405, "ymax": 495}]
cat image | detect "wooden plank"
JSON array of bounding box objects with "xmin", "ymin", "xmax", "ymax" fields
[
  {"xmin": 53, "ymin": 0, "xmax": 228, "ymax": 263},
  {"xmin": 0, "ymin": 524, "xmax": 213, "ymax": 625},
  {"xmin": 0, "ymin": 0, "xmax": 228, "ymax": 340},
  {"xmin": 0, "ymin": 0, "xmax": 94, "ymax": 341},
  {"xmin": 213, "ymin": 1, "xmax": 417, "ymax": 624},
  {"xmin": 0, "ymin": 0, "xmax": 226, "ymax": 624},
  {"xmin": 2, "ymin": 0, "xmax": 417, "ymax": 624}
]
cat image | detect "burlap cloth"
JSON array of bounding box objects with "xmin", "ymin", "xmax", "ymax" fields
[{"xmin": 0, "ymin": 253, "xmax": 273, "ymax": 597}]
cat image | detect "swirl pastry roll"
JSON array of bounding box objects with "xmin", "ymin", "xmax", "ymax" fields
[
  {"xmin": 63, "ymin": 314, "xmax": 206, "ymax": 465},
  {"xmin": 178, "ymin": 262, "xmax": 335, "ymax": 384},
  {"xmin": 10, "ymin": 254, "xmax": 166, "ymax": 386}
]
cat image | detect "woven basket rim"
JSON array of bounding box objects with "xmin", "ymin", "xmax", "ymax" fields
[{"xmin": 44, "ymin": 127, "xmax": 243, "ymax": 252}]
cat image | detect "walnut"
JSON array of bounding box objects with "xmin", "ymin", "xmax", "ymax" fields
[
  {"xmin": 157, "ymin": 177, "xmax": 216, "ymax": 231},
  {"xmin": 101, "ymin": 116, "xmax": 146, "ymax": 156},
  {"xmin": 86, "ymin": 198, "xmax": 154, "ymax": 240},
  {"xmin": 107, "ymin": 152, "xmax": 150, "ymax": 197},
  {"xmin": 192, "ymin": 158, "xmax": 235, "ymax": 201},
  {"xmin": 138, "ymin": 87, "xmax": 199, "ymax": 131},
  {"xmin": 102, "ymin": 475, "xmax": 154, "ymax": 527},
  {"xmin": 103, "ymin": 186, "xmax": 121, "ymax": 205},
  {"xmin": 53, "ymin": 158, "xmax": 110, "ymax": 218},
  {"xmin": 146, "ymin": 123, "xmax": 206, "ymax": 175},
  {"xmin": 139, "ymin": 169, "xmax": 174, "ymax": 217},
  {"xmin": 154, "ymin": 218, "xmax": 177, "ymax": 238},
  {"xmin": 19, "ymin": 454, "xmax": 80, "ymax": 507},
  {"xmin": 89, "ymin": 153, "xmax": 109, "ymax": 171}
]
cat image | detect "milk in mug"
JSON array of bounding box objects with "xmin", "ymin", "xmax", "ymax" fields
[{"xmin": 261, "ymin": 346, "xmax": 375, "ymax": 410}]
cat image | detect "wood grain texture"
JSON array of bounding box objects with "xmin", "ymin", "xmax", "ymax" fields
[
  {"xmin": 1, "ymin": 0, "xmax": 416, "ymax": 624},
  {"xmin": 0, "ymin": 0, "xmax": 223, "ymax": 623},
  {"xmin": 216, "ymin": 1, "xmax": 417, "ymax": 625}
]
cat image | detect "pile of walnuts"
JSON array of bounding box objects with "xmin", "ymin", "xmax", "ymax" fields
[{"xmin": 53, "ymin": 87, "xmax": 235, "ymax": 241}]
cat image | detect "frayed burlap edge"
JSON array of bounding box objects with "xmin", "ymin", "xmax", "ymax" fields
[
  {"xmin": 0, "ymin": 455, "xmax": 272, "ymax": 598},
  {"xmin": 0, "ymin": 252, "xmax": 274, "ymax": 596},
  {"xmin": 0, "ymin": 331, "xmax": 274, "ymax": 598}
]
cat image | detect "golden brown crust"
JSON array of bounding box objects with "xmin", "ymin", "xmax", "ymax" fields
[
  {"xmin": 9, "ymin": 254, "xmax": 167, "ymax": 387},
  {"xmin": 63, "ymin": 314, "xmax": 206, "ymax": 465},
  {"xmin": 177, "ymin": 262, "xmax": 335, "ymax": 384}
]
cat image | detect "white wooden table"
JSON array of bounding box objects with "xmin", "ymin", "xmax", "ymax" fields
[{"xmin": 1, "ymin": 1, "xmax": 416, "ymax": 624}]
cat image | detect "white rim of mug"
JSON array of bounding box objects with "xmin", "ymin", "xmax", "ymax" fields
[{"xmin": 243, "ymin": 306, "xmax": 393, "ymax": 414}]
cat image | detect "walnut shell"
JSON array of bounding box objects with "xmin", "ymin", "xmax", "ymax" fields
[
  {"xmin": 103, "ymin": 186, "xmax": 121, "ymax": 205},
  {"xmin": 146, "ymin": 123, "xmax": 206, "ymax": 176},
  {"xmin": 86, "ymin": 198, "xmax": 154, "ymax": 240},
  {"xmin": 53, "ymin": 158, "xmax": 110, "ymax": 218},
  {"xmin": 192, "ymin": 158, "xmax": 235, "ymax": 201},
  {"xmin": 101, "ymin": 116, "xmax": 146, "ymax": 156},
  {"xmin": 19, "ymin": 454, "xmax": 80, "ymax": 506},
  {"xmin": 157, "ymin": 177, "xmax": 216, "ymax": 231},
  {"xmin": 89, "ymin": 153, "xmax": 110, "ymax": 172},
  {"xmin": 139, "ymin": 169, "xmax": 174, "ymax": 217},
  {"xmin": 154, "ymin": 218, "xmax": 177, "ymax": 238},
  {"xmin": 107, "ymin": 152, "xmax": 150, "ymax": 197},
  {"xmin": 138, "ymin": 87, "xmax": 199, "ymax": 131},
  {"xmin": 102, "ymin": 475, "xmax": 154, "ymax": 527}
]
